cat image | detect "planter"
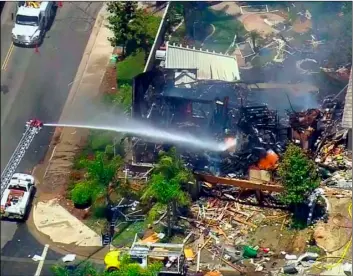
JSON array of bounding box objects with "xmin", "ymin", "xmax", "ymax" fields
[{"xmin": 74, "ymin": 200, "xmax": 92, "ymax": 209}]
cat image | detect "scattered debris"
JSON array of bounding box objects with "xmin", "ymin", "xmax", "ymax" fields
[
  {"xmin": 32, "ymin": 255, "xmax": 44, "ymax": 262},
  {"xmin": 62, "ymin": 254, "xmax": 76, "ymax": 263}
]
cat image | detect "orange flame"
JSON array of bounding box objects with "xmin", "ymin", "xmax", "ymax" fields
[{"xmin": 257, "ymin": 150, "xmax": 279, "ymax": 170}]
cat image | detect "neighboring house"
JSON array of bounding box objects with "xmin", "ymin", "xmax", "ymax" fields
[
  {"xmin": 342, "ymin": 67, "xmax": 352, "ymax": 149},
  {"xmin": 157, "ymin": 42, "xmax": 241, "ymax": 86}
]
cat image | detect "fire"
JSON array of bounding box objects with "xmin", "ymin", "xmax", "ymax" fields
[
  {"xmin": 257, "ymin": 150, "xmax": 279, "ymax": 170},
  {"xmin": 224, "ymin": 137, "xmax": 236, "ymax": 152}
]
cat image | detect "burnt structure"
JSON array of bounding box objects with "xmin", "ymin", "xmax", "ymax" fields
[{"xmin": 131, "ymin": 69, "xmax": 288, "ymax": 176}]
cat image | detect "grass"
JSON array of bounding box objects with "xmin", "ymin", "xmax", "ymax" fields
[
  {"xmin": 201, "ymin": 9, "xmax": 246, "ymax": 53},
  {"xmin": 112, "ymin": 220, "xmax": 147, "ymax": 247},
  {"xmin": 117, "ymin": 50, "xmax": 146, "ymax": 86}
]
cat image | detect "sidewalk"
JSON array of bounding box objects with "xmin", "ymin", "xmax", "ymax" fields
[{"xmin": 29, "ymin": 4, "xmax": 114, "ymax": 259}]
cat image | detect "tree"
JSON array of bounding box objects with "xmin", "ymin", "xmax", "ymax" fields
[
  {"xmin": 128, "ymin": 12, "xmax": 161, "ymax": 54},
  {"xmin": 107, "ymin": 3, "xmax": 161, "ymax": 56},
  {"xmin": 278, "ymin": 144, "xmax": 320, "ymax": 207},
  {"xmin": 142, "ymin": 148, "xmax": 192, "ymax": 237},
  {"xmin": 106, "ymin": 2, "xmax": 139, "ymax": 56},
  {"xmin": 249, "ymin": 30, "xmax": 261, "ymax": 50}
]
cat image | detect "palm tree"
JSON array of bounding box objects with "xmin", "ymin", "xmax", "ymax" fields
[
  {"xmin": 142, "ymin": 148, "xmax": 193, "ymax": 237},
  {"xmin": 80, "ymin": 152, "xmax": 123, "ymax": 204},
  {"xmin": 249, "ymin": 30, "xmax": 261, "ymax": 50}
]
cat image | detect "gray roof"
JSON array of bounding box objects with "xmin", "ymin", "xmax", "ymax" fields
[
  {"xmin": 165, "ymin": 42, "xmax": 240, "ymax": 82},
  {"xmin": 342, "ymin": 67, "xmax": 352, "ymax": 129}
]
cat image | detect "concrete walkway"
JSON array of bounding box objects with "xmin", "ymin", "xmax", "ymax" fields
[{"xmin": 30, "ymin": 4, "xmax": 114, "ymax": 258}]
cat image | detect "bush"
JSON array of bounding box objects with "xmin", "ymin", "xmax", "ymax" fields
[
  {"xmin": 278, "ymin": 144, "xmax": 320, "ymax": 206},
  {"xmin": 71, "ymin": 182, "xmax": 93, "ymax": 206},
  {"xmin": 72, "ymin": 152, "xmax": 89, "ymax": 170},
  {"xmin": 104, "ymin": 84, "xmax": 133, "ymax": 114}
]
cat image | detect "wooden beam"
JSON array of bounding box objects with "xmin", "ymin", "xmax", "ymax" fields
[{"xmin": 194, "ymin": 173, "xmax": 284, "ymax": 193}]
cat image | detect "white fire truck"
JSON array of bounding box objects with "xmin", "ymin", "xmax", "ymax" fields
[
  {"xmin": 11, "ymin": 1, "xmax": 57, "ymax": 46},
  {"xmin": 1, "ymin": 173, "xmax": 35, "ymax": 220},
  {"xmin": 1, "ymin": 119, "xmax": 43, "ymax": 220}
]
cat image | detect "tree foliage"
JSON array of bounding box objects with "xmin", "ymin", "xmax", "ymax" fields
[
  {"xmin": 278, "ymin": 144, "xmax": 320, "ymax": 205},
  {"xmin": 106, "ymin": 2, "xmax": 139, "ymax": 55},
  {"xmin": 107, "ymin": 2, "xmax": 161, "ymax": 56},
  {"xmin": 80, "ymin": 152, "xmax": 122, "ymax": 187},
  {"xmin": 142, "ymin": 147, "xmax": 193, "ymax": 236},
  {"xmin": 71, "ymin": 181, "xmax": 95, "ymax": 205}
]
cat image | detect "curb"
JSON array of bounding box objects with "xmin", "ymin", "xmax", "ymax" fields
[{"xmin": 26, "ymin": 4, "xmax": 111, "ymax": 261}]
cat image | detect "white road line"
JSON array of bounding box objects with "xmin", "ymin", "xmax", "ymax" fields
[{"xmin": 34, "ymin": 244, "xmax": 49, "ymax": 276}]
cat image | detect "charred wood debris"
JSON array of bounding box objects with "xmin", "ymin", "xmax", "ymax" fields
[
  {"xmin": 133, "ymin": 72, "xmax": 351, "ymax": 194},
  {"xmin": 126, "ymin": 72, "xmax": 352, "ymax": 275}
]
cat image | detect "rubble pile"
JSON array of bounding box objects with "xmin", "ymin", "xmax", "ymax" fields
[
  {"xmin": 184, "ymin": 198, "xmax": 280, "ymax": 274},
  {"xmin": 315, "ymin": 129, "xmax": 352, "ymax": 190}
]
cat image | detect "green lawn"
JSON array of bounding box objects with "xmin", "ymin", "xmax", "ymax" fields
[
  {"xmin": 169, "ymin": 9, "xmax": 246, "ymax": 54},
  {"xmin": 117, "ymin": 50, "xmax": 146, "ymax": 86},
  {"xmin": 202, "ymin": 10, "xmax": 246, "ymax": 53}
]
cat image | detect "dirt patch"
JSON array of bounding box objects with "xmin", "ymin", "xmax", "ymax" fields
[
  {"xmin": 292, "ymin": 18, "xmax": 312, "ymax": 33},
  {"xmin": 251, "ymin": 223, "xmax": 312, "ymax": 255},
  {"xmin": 239, "ymin": 13, "xmax": 285, "ymax": 36},
  {"xmin": 313, "ymin": 196, "xmax": 352, "ymax": 259},
  {"xmin": 100, "ymin": 64, "xmax": 117, "ymax": 95},
  {"xmin": 210, "ymin": 2, "xmax": 241, "ymax": 16}
]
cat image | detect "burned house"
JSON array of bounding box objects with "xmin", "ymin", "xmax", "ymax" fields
[{"xmin": 131, "ymin": 68, "xmax": 288, "ymax": 178}]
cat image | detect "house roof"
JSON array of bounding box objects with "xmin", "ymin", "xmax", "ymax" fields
[
  {"xmin": 342, "ymin": 67, "xmax": 352, "ymax": 129},
  {"xmin": 165, "ymin": 42, "xmax": 241, "ymax": 82}
]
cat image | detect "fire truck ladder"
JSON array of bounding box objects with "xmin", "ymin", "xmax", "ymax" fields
[{"xmin": 1, "ymin": 120, "xmax": 42, "ymax": 194}]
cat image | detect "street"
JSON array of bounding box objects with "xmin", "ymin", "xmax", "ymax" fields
[{"xmin": 1, "ymin": 2, "xmax": 102, "ymax": 275}]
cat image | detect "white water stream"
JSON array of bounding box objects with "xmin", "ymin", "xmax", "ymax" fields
[{"xmin": 44, "ymin": 122, "xmax": 236, "ymax": 152}]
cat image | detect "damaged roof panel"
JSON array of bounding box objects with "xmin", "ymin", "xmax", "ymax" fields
[
  {"xmin": 342, "ymin": 67, "xmax": 352, "ymax": 129},
  {"xmin": 165, "ymin": 42, "xmax": 241, "ymax": 82}
]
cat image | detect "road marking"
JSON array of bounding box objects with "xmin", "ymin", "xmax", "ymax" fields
[
  {"xmin": 1, "ymin": 43, "xmax": 14, "ymax": 71},
  {"xmin": 34, "ymin": 244, "xmax": 49, "ymax": 276}
]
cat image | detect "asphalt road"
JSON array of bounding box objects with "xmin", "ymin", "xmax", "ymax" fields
[{"xmin": 1, "ymin": 2, "xmax": 102, "ymax": 275}]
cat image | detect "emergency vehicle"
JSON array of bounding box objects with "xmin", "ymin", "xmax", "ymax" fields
[{"xmin": 11, "ymin": 1, "xmax": 57, "ymax": 46}]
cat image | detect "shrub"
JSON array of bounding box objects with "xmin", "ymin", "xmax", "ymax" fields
[
  {"xmin": 278, "ymin": 144, "xmax": 320, "ymax": 206},
  {"xmin": 72, "ymin": 152, "xmax": 89, "ymax": 170},
  {"xmin": 71, "ymin": 182, "xmax": 94, "ymax": 206}
]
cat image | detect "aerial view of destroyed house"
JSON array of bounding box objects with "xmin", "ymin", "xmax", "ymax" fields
[{"xmin": 0, "ymin": 1, "xmax": 352, "ymax": 276}]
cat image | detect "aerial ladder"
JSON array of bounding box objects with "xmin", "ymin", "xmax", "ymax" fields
[{"xmin": 1, "ymin": 119, "xmax": 43, "ymax": 195}]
